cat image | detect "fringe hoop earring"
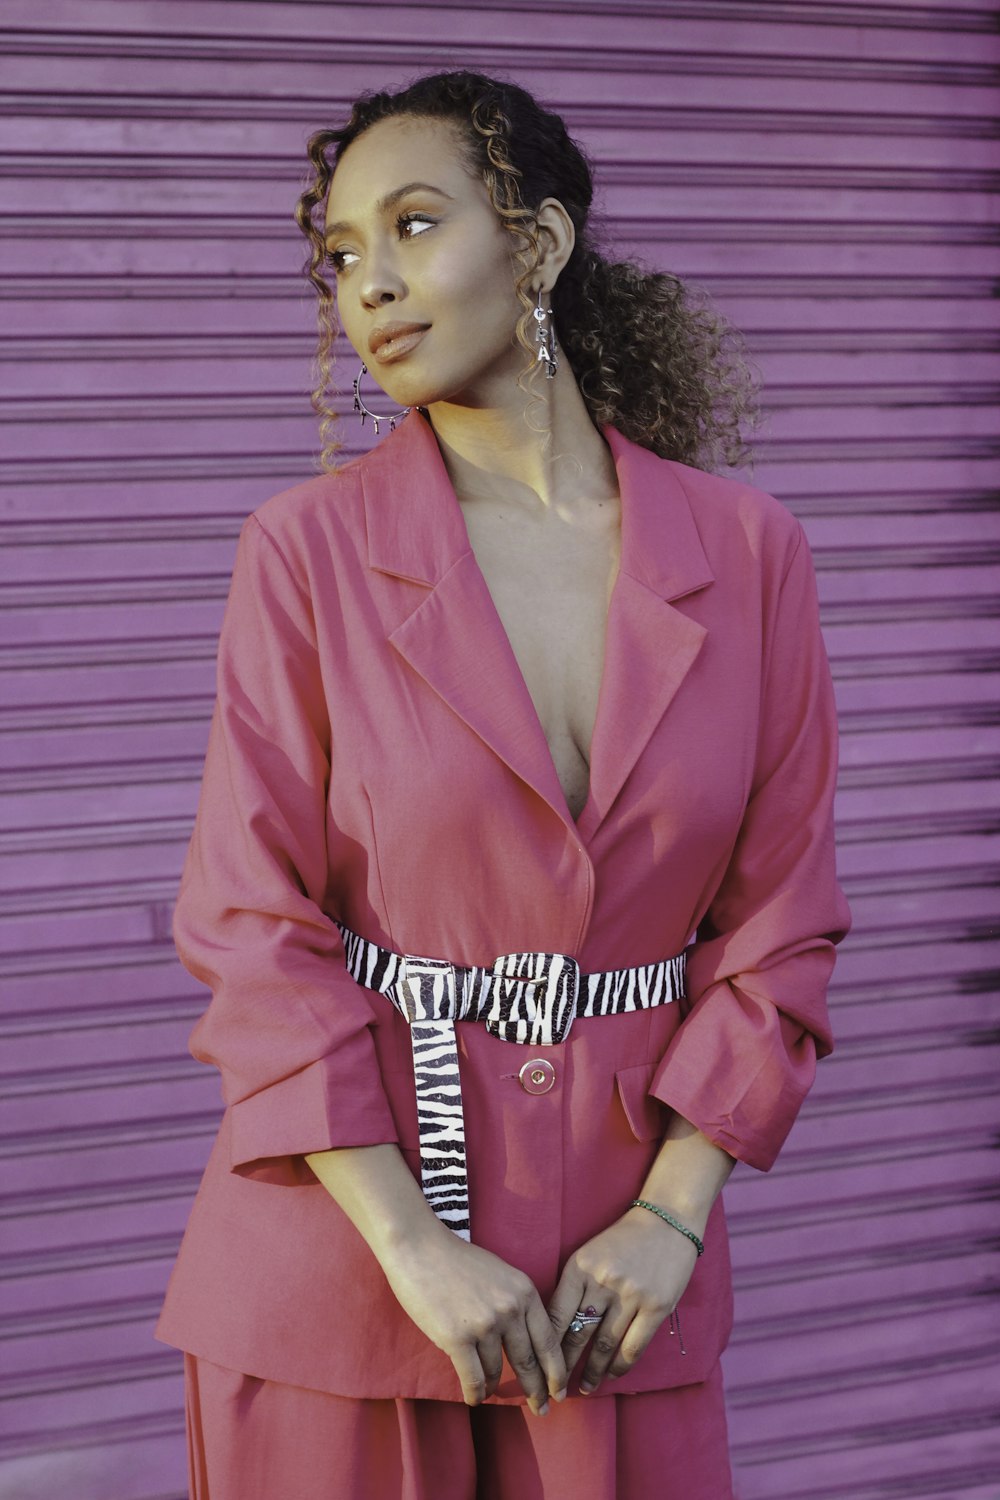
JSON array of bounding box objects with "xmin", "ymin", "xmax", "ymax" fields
[
  {"xmin": 532, "ymin": 288, "xmax": 558, "ymax": 379},
  {"xmin": 353, "ymin": 363, "xmax": 410, "ymax": 434}
]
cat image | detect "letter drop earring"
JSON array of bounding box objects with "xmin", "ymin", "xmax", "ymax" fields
[
  {"xmin": 353, "ymin": 362, "xmax": 410, "ymax": 435},
  {"xmin": 533, "ymin": 288, "xmax": 558, "ymax": 379},
  {"xmin": 352, "ymin": 294, "xmax": 556, "ymax": 428}
]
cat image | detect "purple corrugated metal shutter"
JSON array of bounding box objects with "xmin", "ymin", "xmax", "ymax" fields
[{"xmin": 1, "ymin": 4, "xmax": 997, "ymax": 1496}]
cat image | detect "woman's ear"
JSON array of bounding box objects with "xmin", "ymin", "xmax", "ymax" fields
[{"xmin": 532, "ymin": 196, "xmax": 576, "ymax": 288}]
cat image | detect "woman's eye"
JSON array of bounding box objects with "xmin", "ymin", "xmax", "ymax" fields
[
  {"xmin": 397, "ymin": 212, "xmax": 436, "ymax": 239},
  {"xmin": 322, "ymin": 213, "xmax": 435, "ymax": 274}
]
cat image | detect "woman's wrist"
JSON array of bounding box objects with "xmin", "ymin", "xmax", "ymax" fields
[
  {"xmin": 634, "ymin": 1108, "xmax": 738, "ymax": 1239},
  {"xmin": 371, "ymin": 1189, "xmax": 454, "ymax": 1265},
  {"xmin": 304, "ymin": 1142, "xmax": 449, "ymax": 1265},
  {"xmin": 626, "ymin": 1198, "xmax": 705, "ymax": 1256},
  {"xmin": 630, "ymin": 1188, "xmax": 711, "ymax": 1241}
]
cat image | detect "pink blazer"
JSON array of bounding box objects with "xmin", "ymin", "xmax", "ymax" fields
[{"xmin": 154, "ymin": 409, "xmax": 851, "ymax": 1401}]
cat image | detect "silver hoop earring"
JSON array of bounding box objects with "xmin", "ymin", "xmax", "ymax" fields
[
  {"xmin": 532, "ymin": 288, "xmax": 558, "ymax": 379},
  {"xmin": 353, "ymin": 363, "xmax": 410, "ymax": 434}
]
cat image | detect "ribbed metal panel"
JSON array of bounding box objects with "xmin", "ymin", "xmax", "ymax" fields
[{"xmin": 1, "ymin": 3, "xmax": 996, "ymax": 1496}]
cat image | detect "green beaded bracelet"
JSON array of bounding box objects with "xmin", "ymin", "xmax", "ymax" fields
[{"xmin": 630, "ymin": 1198, "xmax": 705, "ymax": 1256}]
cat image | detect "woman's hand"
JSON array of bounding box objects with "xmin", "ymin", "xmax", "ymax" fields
[
  {"xmin": 378, "ymin": 1217, "xmax": 568, "ymax": 1415},
  {"xmin": 547, "ymin": 1206, "xmax": 699, "ymax": 1393}
]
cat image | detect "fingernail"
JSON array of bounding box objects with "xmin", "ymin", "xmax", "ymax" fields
[
  {"xmin": 553, "ymin": 1388, "xmax": 568, "ymax": 1403},
  {"xmin": 579, "ymin": 1381, "xmax": 595, "ymax": 1394},
  {"xmin": 535, "ymin": 1400, "xmax": 549, "ymax": 1417}
]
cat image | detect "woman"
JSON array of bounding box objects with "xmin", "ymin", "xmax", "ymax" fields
[{"xmin": 154, "ymin": 69, "xmax": 852, "ymax": 1499}]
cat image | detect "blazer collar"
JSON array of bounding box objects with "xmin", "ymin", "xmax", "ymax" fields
[
  {"xmin": 360, "ymin": 408, "xmax": 714, "ymax": 843},
  {"xmin": 362, "ymin": 407, "xmax": 713, "ymax": 600}
]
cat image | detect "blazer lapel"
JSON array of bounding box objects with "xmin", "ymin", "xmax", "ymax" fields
[
  {"xmin": 577, "ymin": 426, "xmax": 713, "ymax": 842},
  {"xmin": 361, "ymin": 409, "xmax": 714, "ymax": 842}
]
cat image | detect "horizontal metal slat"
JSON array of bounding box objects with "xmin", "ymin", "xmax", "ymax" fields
[{"xmin": 3, "ymin": 0, "xmax": 998, "ymax": 57}]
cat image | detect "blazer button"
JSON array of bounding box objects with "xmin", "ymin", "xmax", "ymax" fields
[{"xmin": 519, "ymin": 1058, "xmax": 556, "ymax": 1095}]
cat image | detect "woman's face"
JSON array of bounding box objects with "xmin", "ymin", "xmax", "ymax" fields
[{"xmin": 323, "ymin": 114, "xmax": 531, "ymax": 412}]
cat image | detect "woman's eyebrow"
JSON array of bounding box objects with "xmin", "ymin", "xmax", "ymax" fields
[{"xmin": 324, "ymin": 182, "xmax": 455, "ymax": 244}]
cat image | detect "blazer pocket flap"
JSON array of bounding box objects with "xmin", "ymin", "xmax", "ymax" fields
[{"xmin": 615, "ymin": 1063, "xmax": 670, "ymax": 1142}]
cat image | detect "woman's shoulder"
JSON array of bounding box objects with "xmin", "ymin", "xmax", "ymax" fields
[
  {"xmin": 239, "ymin": 446, "xmax": 379, "ymax": 577},
  {"xmin": 663, "ymin": 454, "xmax": 801, "ymax": 537},
  {"xmin": 252, "ymin": 448, "xmax": 369, "ymax": 532},
  {"xmin": 662, "ymin": 454, "xmax": 805, "ymax": 572}
]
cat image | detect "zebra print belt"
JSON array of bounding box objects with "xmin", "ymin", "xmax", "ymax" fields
[{"xmin": 336, "ymin": 921, "xmax": 686, "ymax": 1242}]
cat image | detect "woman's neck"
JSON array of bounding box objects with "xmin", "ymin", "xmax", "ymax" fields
[{"xmin": 421, "ymin": 374, "xmax": 620, "ymax": 518}]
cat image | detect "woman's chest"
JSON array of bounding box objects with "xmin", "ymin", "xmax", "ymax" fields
[{"xmin": 458, "ymin": 501, "xmax": 623, "ymax": 823}]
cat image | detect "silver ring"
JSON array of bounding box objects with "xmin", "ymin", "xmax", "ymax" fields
[{"xmin": 568, "ymin": 1312, "xmax": 604, "ymax": 1335}]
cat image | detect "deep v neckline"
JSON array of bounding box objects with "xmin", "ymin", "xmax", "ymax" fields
[
  {"xmin": 368, "ymin": 409, "xmax": 717, "ymax": 848},
  {"xmin": 450, "ymin": 490, "xmax": 623, "ymax": 831}
]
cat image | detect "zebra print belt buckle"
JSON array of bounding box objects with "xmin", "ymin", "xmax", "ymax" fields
[
  {"xmin": 487, "ymin": 950, "xmax": 581, "ymax": 1047},
  {"xmin": 395, "ymin": 952, "xmax": 458, "ymax": 1024}
]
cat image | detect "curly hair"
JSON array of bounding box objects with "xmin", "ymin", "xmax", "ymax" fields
[{"xmin": 293, "ymin": 68, "xmax": 762, "ymax": 475}]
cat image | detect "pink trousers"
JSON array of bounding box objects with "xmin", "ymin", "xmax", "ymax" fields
[{"xmin": 183, "ymin": 1351, "xmax": 736, "ymax": 1500}]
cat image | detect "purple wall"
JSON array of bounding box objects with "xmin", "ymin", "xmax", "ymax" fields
[{"xmin": 1, "ymin": 3, "xmax": 998, "ymax": 1496}]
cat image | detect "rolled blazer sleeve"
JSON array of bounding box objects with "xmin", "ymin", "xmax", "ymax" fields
[
  {"xmin": 173, "ymin": 513, "xmax": 399, "ymax": 1185},
  {"xmin": 649, "ymin": 518, "xmax": 852, "ymax": 1171}
]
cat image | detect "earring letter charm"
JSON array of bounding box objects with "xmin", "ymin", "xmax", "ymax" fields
[
  {"xmin": 532, "ymin": 288, "xmax": 558, "ymax": 379},
  {"xmin": 353, "ymin": 362, "xmax": 410, "ymax": 435}
]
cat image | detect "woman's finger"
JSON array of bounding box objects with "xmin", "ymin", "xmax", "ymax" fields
[
  {"xmin": 476, "ymin": 1331, "xmax": 505, "ymax": 1400},
  {"xmin": 451, "ymin": 1342, "xmax": 490, "ymax": 1407},
  {"xmin": 557, "ymin": 1287, "xmax": 612, "ymax": 1372},
  {"xmin": 605, "ymin": 1310, "xmax": 663, "ymax": 1380},
  {"xmin": 580, "ymin": 1307, "xmax": 661, "ymax": 1393},
  {"xmin": 545, "ymin": 1263, "xmax": 588, "ymax": 1342},
  {"xmin": 502, "ymin": 1309, "xmax": 557, "ymax": 1415},
  {"xmin": 523, "ymin": 1293, "xmax": 570, "ymax": 1401},
  {"xmin": 577, "ymin": 1304, "xmax": 633, "ymax": 1393}
]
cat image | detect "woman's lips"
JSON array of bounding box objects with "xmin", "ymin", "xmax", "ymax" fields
[{"xmin": 370, "ymin": 327, "xmax": 428, "ymax": 365}]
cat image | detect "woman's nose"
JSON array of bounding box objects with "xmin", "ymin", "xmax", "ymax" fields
[
  {"xmin": 362, "ymin": 286, "xmax": 399, "ymax": 309},
  {"xmin": 359, "ymin": 253, "xmax": 406, "ymax": 310}
]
